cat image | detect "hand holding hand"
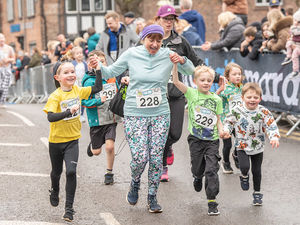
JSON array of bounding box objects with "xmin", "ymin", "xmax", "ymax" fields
[
  {"xmin": 270, "ymin": 139, "xmax": 279, "ymax": 149},
  {"xmin": 169, "ymin": 53, "xmax": 184, "ymax": 64}
]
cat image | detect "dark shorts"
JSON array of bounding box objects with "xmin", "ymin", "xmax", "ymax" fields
[{"xmin": 90, "ymin": 123, "xmax": 117, "ymax": 149}]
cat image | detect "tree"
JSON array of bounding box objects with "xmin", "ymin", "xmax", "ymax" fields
[{"xmin": 114, "ymin": 0, "xmax": 144, "ymax": 16}]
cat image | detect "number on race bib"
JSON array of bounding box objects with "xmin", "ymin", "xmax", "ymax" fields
[
  {"xmin": 136, "ymin": 88, "xmax": 162, "ymax": 108},
  {"xmin": 194, "ymin": 106, "xmax": 217, "ymax": 129}
]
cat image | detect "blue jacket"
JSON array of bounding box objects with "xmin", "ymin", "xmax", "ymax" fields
[
  {"xmin": 182, "ymin": 26, "xmax": 203, "ymax": 46},
  {"xmin": 87, "ymin": 33, "xmax": 100, "ymax": 52},
  {"xmin": 179, "ymin": 10, "xmax": 206, "ymax": 42},
  {"xmin": 81, "ymin": 71, "xmax": 121, "ymax": 127}
]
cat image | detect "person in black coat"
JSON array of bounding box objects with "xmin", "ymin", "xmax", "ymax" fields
[{"xmin": 240, "ymin": 26, "xmax": 263, "ymax": 60}]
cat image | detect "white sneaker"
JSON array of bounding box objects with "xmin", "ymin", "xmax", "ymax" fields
[
  {"xmin": 290, "ymin": 71, "xmax": 300, "ymax": 79},
  {"xmin": 281, "ymin": 57, "xmax": 292, "ymax": 66}
]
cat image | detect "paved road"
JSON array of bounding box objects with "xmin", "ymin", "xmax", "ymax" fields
[{"xmin": 0, "ymin": 104, "xmax": 299, "ymax": 225}]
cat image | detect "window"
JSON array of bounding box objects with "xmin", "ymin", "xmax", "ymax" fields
[
  {"xmin": 26, "ymin": 0, "xmax": 35, "ymax": 17},
  {"xmin": 256, "ymin": 0, "xmax": 283, "ymax": 6},
  {"xmin": 171, "ymin": 0, "xmax": 180, "ymax": 7},
  {"xmin": 18, "ymin": 0, "xmax": 23, "ymax": 18},
  {"xmin": 95, "ymin": 0, "xmax": 104, "ymax": 11},
  {"xmin": 81, "ymin": 0, "xmax": 91, "ymax": 11},
  {"xmin": 67, "ymin": 0, "xmax": 77, "ymax": 12},
  {"xmin": 7, "ymin": 0, "xmax": 14, "ymax": 21}
]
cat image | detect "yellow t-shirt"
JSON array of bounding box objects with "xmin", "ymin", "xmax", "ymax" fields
[{"xmin": 43, "ymin": 85, "xmax": 92, "ymax": 143}]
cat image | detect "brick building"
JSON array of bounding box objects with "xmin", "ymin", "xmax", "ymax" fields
[{"xmin": 0, "ymin": 0, "xmax": 298, "ymax": 53}]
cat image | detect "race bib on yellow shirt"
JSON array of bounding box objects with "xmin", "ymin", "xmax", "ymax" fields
[
  {"xmin": 60, "ymin": 97, "xmax": 80, "ymax": 120},
  {"xmin": 194, "ymin": 106, "xmax": 217, "ymax": 129},
  {"xmin": 136, "ymin": 88, "xmax": 162, "ymax": 108}
]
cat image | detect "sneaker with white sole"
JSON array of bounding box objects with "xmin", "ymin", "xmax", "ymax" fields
[
  {"xmin": 253, "ymin": 192, "xmax": 263, "ymax": 206},
  {"xmin": 240, "ymin": 175, "xmax": 249, "ymax": 191},
  {"xmin": 208, "ymin": 201, "xmax": 220, "ymax": 216},
  {"xmin": 222, "ymin": 161, "xmax": 234, "ymax": 174},
  {"xmin": 148, "ymin": 195, "xmax": 163, "ymax": 213},
  {"xmin": 290, "ymin": 71, "xmax": 300, "ymax": 79},
  {"xmin": 160, "ymin": 166, "xmax": 169, "ymax": 182}
]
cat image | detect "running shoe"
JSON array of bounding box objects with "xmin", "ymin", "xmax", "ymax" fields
[
  {"xmin": 49, "ymin": 188, "xmax": 59, "ymax": 207},
  {"xmin": 104, "ymin": 173, "xmax": 114, "ymax": 185},
  {"xmin": 253, "ymin": 192, "xmax": 263, "ymax": 206},
  {"xmin": 126, "ymin": 180, "xmax": 140, "ymax": 205},
  {"xmin": 62, "ymin": 207, "xmax": 75, "ymax": 222},
  {"xmin": 240, "ymin": 175, "xmax": 249, "ymax": 191},
  {"xmin": 281, "ymin": 57, "xmax": 292, "ymax": 66},
  {"xmin": 208, "ymin": 201, "xmax": 220, "ymax": 216},
  {"xmin": 160, "ymin": 166, "xmax": 169, "ymax": 182},
  {"xmin": 87, "ymin": 143, "xmax": 93, "ymax": 157},
  {"xmin": 222, "ymin": 161, "xmax": 234, "ymax": 174},
  {"xmin": 193, "ymin": 177, "xmax": 203, "ymax": 192},
  {"xmin": 167, "ymin": 148, "xmax": 174, "ymax": 165},
  {"xmin": 148, "ymin": 195, "xmax": 163, "ymax": 213}
]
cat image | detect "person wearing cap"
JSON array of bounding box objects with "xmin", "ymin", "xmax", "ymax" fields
[
  {"xmin": 222, "ymin": 0, "xmax": 248, "ymax": 25},
  {"xmin": 90, "ymin": 23, "xmax": 195, "ymax": 213},
  {"xmin": 155, "ymin": 4, "xmax": 206, "ymax": 183},
  {"xmin": 95, "ymin": 11, "xmax": 139, "ymax": 69},
  {"xmin": 43, "ymin": 59, "xmax": 103, "ymax": 222},
  {"xmin": 124, "ymin": 11, "xmax": 137, "ymax": 33},
  {"xmin": 179, "ymin": 0, "xmax": 206, "ymax": 42},
  {"xmin": 261, "ymin": 0, "xmax": 283, "ymax": 25}
]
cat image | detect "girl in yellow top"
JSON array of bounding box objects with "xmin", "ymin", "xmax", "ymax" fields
[{"xmin": 43, "ymin": 58, "xmax": 102, "ymax": 222}]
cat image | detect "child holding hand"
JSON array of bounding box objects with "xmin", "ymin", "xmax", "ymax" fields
[
  {"xmin": 43, "ymin": 59, "xmax": 102, "ymax": 222},
  {"xmin": 172, "ymin": 63, "xmax": 224, "ymax": 216},
  {"xmin": 223, "ymin": 82, "xmax": 280, "ymax": 206}
]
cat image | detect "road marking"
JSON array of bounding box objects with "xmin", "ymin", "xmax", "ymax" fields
[
  {"xmin": 7, "ymin": 110, "xmax": 35, "ymax": 127},
  {"xmin": 0, "ymin": 172, "xmax": 49, "ymax": 177},
  {"xmin": 0, "ymin": 124, "xmax": 23, "ymax": 127},
  {"xmin": 0, "ymin": 221, "xmax": 64, "ymax": 225},
  {"xmin": 0, "ymin": 143, "xmax": 32, "ymax": 147},
  {"xmin": 100, "ymin": 213, "xmax": 121, "ymax": 225},
  {"xmin": 40, "ymin": 137, "xmax": 48, "ymax": 148}
]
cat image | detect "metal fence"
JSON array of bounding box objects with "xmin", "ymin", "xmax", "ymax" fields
[{"xmin": 7, "ymin": 64, "xmax": 56, "ymax": 104}]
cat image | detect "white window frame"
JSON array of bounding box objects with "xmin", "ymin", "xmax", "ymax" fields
[
  {"xmin": 171, "ymin": 0, "xmax": 180, "ymax": 7},
  {"xmin": 7, "ymin": 0, "xmax": 14, "ymax": 21},
  {"xmin": 80, "ymin": 0, "xmax": 92, "ymax": 12},
  {"xmin": 18, "ymin": 0, "xmax": 23, "ymax": 18},
  {"xmin": 255, "ymin": 0, "xmax": 283, "ymax": 6},
  {"xmin": 94, "ymin": 0, "xmax": 105, "ymax": 12},
  {"xmin": 66, "ymin": 0, "xmax": 78, "ymax": 13},
  {"xmin": 26, "ymin": 0, "xmax": 35, "ymax": 17}
]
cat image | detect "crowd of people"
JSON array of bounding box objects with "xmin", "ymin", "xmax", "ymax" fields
[{"xmin": 0, "ymin": 0, "xmax": 297, "ymax": 222}]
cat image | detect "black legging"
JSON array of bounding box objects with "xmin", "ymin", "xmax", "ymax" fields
[
  {"xmin": 237, "ymin": 151, "xmax": 263, "ymax": 192},
  {"xmin": 49, "ymin": 139, "xmax": 79, "ymax": 208},
  {"xmin": 222, "ymin": 129, "xmax": 237, "ymax": 162},
  {"xmin": 163, "ymin": 96, "xmax": 185, "ymax": 166}
]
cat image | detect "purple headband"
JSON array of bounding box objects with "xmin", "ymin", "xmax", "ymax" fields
[{"xmin": 140, "ymin": 24, "xmax": 164, "ymax": 40}]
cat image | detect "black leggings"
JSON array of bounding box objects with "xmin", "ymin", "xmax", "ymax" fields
[
  {"xmin": 222, "ymin": 129, "xmax": 237, "ymax": 162},
  {"xmin": 163, "ymin": 97, "xmax": 185, "ymax": 166},
  {"xmin": 237, "ymin": 151, "xmax": 263, "ymax": 192},
  {"xmin": 49, "ymin": 139, "xmax": 79, "ymax": 208}
]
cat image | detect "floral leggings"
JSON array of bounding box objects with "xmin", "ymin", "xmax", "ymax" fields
[{"xmin": 124, "ymin": 114, "xmax": 170, "ymax": 196}]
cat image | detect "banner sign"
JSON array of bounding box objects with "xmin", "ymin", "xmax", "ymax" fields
[{"xmin": 188, "ymin": 48, "xmax": 300, "ymax": 115}]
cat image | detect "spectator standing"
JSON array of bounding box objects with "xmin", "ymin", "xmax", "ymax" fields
[
  {"xmin": 87, "ymin": 27, "xmax": 100, "ymax": 53},
  {"xmin": 26, "ymin": 47, "xmax": 42, "ymax": 69},
  {"xmin": 266, "ymin": 10, "xmax": 293, "ymax": 52},
  {"xmin": 282, "ymin": 9, "xmax": 300, "ymax": 78},
  {"xmin": 74, "ymin": 37, "xmax": 88, "ymax": 59},
  {"xmin": 179, "ymin": 0, "xmax": 206, "ymax": 42},
  {"xmin": 222, "ymin": 0, "xmax": 248, "ymax": 25},
  {"xmin": 15, "ymin": 51, "xmax": 30, "ymax": 74},
  {"xmin": 175, "ymin": 19, "xmax": 203, "ymax": 46},
  {"xmin": 0, "ymin": 33, "xmax": 15, "ymax": 107},
  {"xmin": 124, "ymin": 11, "xmax": 137, "ymax": 33},
  {"xmin": 41, "ymin": 50, "xmax": 51, "ymax": 65},
  {"xmin": 96, "ymin": 11, "xmax": 139, "ymax": 66},
  {"xmin": 54, "ymin": 34, "xmax": 73, "ymax": 61},
  {"xmin": 201, "ymin": 11, "xmax": 245, "ymax": 51},
  {"xmin": 261, "ymin": 0, "xmax": 282, "ymax": 25},
  {"xmin": 135, "ymin": 17, "xmax": 146, "ymax": 35},
  {"xmin": 240, "ymin": 26, "xmax": 263, "ymax": 60}
]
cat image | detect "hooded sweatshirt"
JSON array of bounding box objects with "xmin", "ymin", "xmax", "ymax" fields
[
  {"xmin": 179, "ymin": 10, "xmax": 206, "ymax": 42},
  {"xmin": 81, "ymin": 71, "xmax": 121, "ymax": 127}
]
